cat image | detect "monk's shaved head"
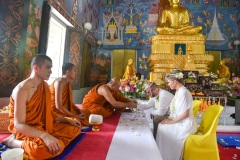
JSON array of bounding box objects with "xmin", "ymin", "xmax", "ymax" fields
[
  {"xmin": 110, "ymin": 78, "xmax": 121, "ymax": 85},
  {"xmin": 108, "ymin": 78, "xmax": 121, "ymax": 91},
  {"xmin": 31, "ymin": 54, "xmax": 52, "ymax": 69}
]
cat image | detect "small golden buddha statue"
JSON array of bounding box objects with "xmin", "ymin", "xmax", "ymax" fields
[
  {"xmin": 178, "ymin": 46, "xmax": 183, "ymax": 54},
  {"xmin": 122, "ymin": 58, "xmax": 136, "ymax": 80},
  {"xmin": 215, "ymin": 60, "xmax": 230, "ymax": 83},
  {"xmin": 156, "ymin": 0, "xmax": 202, "ymax": 35},
  {"xmin": 184, "ymin": 55, "xmax": 196, "ymax": 70}
]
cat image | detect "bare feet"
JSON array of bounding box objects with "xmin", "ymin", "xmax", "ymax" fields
[
  {"xmin": 2, "ymin": 134, "xmax": 15, "ymax": 146},
  {"xmin": 2, "ymin": 134, "xmax": 22, "ymax": 148}
]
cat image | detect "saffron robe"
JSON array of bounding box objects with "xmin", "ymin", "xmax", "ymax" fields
[
  {"xmin": 82, "ymin": 83, "xmax": 129, "ymax": 118},
  {"xmin": 50, "ymin": 82, "xmax": 90, "ymax": 126},
  {"xmin": 8, "ymin": 81, "xmax": 81, "ymax": 160}
]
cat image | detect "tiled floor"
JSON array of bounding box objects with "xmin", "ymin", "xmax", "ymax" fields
[{"xmin": 215, "ymin": 106, "xmax": 240, "ymax": 132}]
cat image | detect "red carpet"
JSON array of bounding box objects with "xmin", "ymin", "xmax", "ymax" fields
[
  {"xmin": 0, "ymin": 134, "xmax": 10, "ymax": 142},
  {"xmin": 1, "ymin": 118, "xmax": 240, "ymax": 160},
  {"xmin": 65, "ymin": 113, "xmax": 121, "ymax": 160},
  {"xmin": 217, "ymin": 132, "xmax": 240, "ymax": 160}
]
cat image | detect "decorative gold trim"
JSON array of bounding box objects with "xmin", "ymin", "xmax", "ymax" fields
[{"xmin": 149, "ymin": 34, "xmax": 213, "ymax": 86}]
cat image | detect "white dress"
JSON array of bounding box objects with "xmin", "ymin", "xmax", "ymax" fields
[{"xmin": 156, "ymin": 86, "xmax": 197, "ymax": 160}]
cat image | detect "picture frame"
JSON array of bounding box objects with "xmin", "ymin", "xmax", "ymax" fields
[{"xmin": 174, "ymin": 44, "xmax": 186, "ymax": 55}]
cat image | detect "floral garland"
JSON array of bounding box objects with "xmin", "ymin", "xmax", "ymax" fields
[
  {"xmin": 169, "ymin": 96, "xmax": 176, "ymax": 118},
  {"xmin": 154, "ymin": 95, "xmax": 160, "ymax": 110},
  {"xmin": 175, "ymin": 72, "xmax": 184, "ymax": 79},
  {"xmin": 170, "ymin": 67, "xmax": 183, "ymax": 79}
]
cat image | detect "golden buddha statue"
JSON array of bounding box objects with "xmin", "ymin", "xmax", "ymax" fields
[
  {"xmin": 156, "ymin": 0, "xmax": 202, "ymax": 35},
  {"xmin": 215, "ymin": 60, "xmax": 230, "ymax": 83},
  {"xmin": 122, "ymin": 58, "xmax": 136, "ymax": 80},
  {"xmin": 184, "ymin": 55, "xmax": 196, "ymax": 70},
  {"xmin": 178, "ymin": 46, "xmax": 183, "ymax": 54}
]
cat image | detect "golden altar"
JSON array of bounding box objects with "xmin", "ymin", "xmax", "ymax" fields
[{"xmin": 148, "ymin": 34, "xmax": 214, "ymax": 86}]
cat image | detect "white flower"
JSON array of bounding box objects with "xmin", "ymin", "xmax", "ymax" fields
[
  {"xmin": 125, "ymin": 86, "xmax": 130, "ymax": 92},
  {"xmin": 175, "ymin": 72, "xmax": 183, "ymax": 79},
  {"xmin": 119, "ymin": 87, "xmax": 123, "ymax": 91}
]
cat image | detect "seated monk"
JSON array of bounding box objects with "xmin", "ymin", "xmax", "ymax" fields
[
  {"xmin": 122, "ymin": 58, "xmax": 136, "ymax": 80},
  {"xmin": 81, "ymin": 78, "xmax": 137, "ymax": 118},
  {"xmin": 50, "ymin": 63, "xmax": 90, "ymax": 126},
  {"xmin": 2, "ymin": 55, "xmax": 81, "ymax": 159},
  {"xmin": 156, "ymin": 0, "xmax": 202, "ymax": 35},
  {"xmin": 216, "ymin": 60, "xmax": 230, "ymax": 83}
]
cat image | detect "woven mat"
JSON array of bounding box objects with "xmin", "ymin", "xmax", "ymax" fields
[
  {"xmin": 0, "ymin": 126, "xmax": 91, "ymax": 160},
  {"xmin": 49, "ymin": 133, "xmax": 86, "ymax": 160}
]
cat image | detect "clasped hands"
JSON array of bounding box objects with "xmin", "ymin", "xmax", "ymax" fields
[
  {"xmin": 128, "ymin": 99, "xmax": 138, "ymax": 109},
  {"xmin": 160, "ymin": 118, "xmax": 174, "ymax": 124}
]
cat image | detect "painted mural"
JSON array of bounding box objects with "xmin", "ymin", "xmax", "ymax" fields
[
  {"xmin": 98, "ymin": 0, "xmax": 240, "ymax": 78},
  {"xmin": 99, "ymin": 0, "xmax": 157, "ymax": 50},
  {"xmin": 0, "ymin": 1, "xmax": 23, "ymax": 86},
  {"xmin": 99, "ymin": 0, "xmax": 239, "ymax": 50},
  {"xmin": 52, "ymin": 0, "xmax": 100, "ymax": 44},
  {"xmin": 136, "ymin": 49, "xmax": 150, "ymax": 78},
  {"xmin": 0, "ymin": 0, "xmax": 42, "ymax": 86},
  {"xmin": 24, "ymin": 0, "xmax": 43, "ymax": 78},
  {"xmin": 221, "ymin": 50, "xmax": 240, "ymax": 76},
  {"xmin": 85, "ymin": 48, "xmax": 112, "ymax": 87},
  {"xmin": 187, "ymin": 0, "xmax": 239, "ymax": 50}
]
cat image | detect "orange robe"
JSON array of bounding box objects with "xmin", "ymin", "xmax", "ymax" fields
[
  {"xmin": 8, "ymin": 81, "xmax": 81, "ymax": 160},
  {"xmin": 50, "ymin": 82, "xmax": 90, "ymax": 126},
  {"xmin": 82, "ymin": 83, "xmax": 129, "ymax": 118}
]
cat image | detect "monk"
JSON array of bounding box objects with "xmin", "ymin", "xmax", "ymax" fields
[
  {"xmin": 81, "ymin": 78, "xmax": 137, "ymax": 118},
  {"xmin": 216, "ymin": 60, "xmax": 230, "ymax": 83},
  {"xmin": 50, "ymin": 63, "xmax": 90, "ymax": 126},
  {"xmin": 2, "ymin": 55, "xmax": 81, "ymax": 159},
  {"xmin": 122, "ymin": 58, "xmax": 136, "ymax": 80}
]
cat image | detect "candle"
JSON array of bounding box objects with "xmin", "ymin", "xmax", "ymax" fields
[{"xmin": 150, "ymin": 72, "xmax": 153, "ymax": 82}]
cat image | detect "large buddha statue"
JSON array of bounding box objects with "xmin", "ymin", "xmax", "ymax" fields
[{"xmin": 156, "ymin": 0, "xmax": 202, "ymax": 35}]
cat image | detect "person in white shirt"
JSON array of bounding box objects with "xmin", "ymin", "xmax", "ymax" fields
[{"xmin": 137, "ymin": 82, "xmax": 174, "ymax": 138}]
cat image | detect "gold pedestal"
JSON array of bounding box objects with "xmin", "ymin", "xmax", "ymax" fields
[
  {"xmin": 90, "ymin": 123, "xmax": 102, "ymax": 131},
  {"xmin": 148, "ymin": 34, "xmax": 214, "ymax": 86}
]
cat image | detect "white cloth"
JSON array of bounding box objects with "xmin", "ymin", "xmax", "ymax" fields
[
  {"xmin": 106, "ymin": 112, "xmax": 163, "ymax": 160},
  {"xmin": 156, "ymin": 86, "xmax": 197, "ymax": 160},
  {"xmin": 137, "ymin": 89, "xmax": 174, "ymax": 116}
]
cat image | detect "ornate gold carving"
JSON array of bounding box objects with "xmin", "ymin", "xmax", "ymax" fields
[{"xmin": 149, "ymin": 34, "xmax": 213, "ymax": 86}]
